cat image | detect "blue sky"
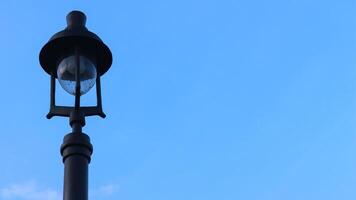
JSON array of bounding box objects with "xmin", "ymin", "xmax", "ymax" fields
[{"xmin": 0, "ymin": 0, "xmax": 355, "ymax": 200}]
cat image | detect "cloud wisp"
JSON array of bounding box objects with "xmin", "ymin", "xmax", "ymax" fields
[
  {"xmin": 0, "ymin": 181, "xmax": 61, "ymax": 200},
  {"xmin": 0, "ymin": 181, "xmax": 119, "ymax": 200},
  {"xmin": 90, "ymin": 183, "xmax": 120, "ymax": 197}
]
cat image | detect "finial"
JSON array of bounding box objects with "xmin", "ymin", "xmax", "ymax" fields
[{"xmin": 66, "ymin": 10, "xmax": 86, "ymax": 29}]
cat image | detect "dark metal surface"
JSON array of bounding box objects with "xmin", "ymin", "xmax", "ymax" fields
[
  {"xmin": 39, "ymin": 10, "xmax": 112, "ymax": 77},
  {"xmin": 46, "ymin": 72, "xmax": 106, "ymax": 119},
  {"xmin": 61, "ymin": 126, "xmax": 92, "ymax": 200},
  {"xmin": 74, "ymin": 47, "xmax": 81, "ymax": 110}
]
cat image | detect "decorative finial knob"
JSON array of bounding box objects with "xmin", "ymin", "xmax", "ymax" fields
[{"xmin": 66, "ymin": 10, "xmax": 86, "ymax": 29}]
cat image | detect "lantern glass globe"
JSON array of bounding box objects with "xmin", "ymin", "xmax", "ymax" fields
[{"xmin": 57, "ymin": 55, "xmax": 97, "ymax": 95}]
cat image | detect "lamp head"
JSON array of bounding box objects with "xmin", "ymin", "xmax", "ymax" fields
[
  {"xmin": 39, "ymin": 10, "xmax": 112, "ymax": 79},
  {"xmin": 39, "ymin": 11, "xmax": 112, "ymax": 119}
]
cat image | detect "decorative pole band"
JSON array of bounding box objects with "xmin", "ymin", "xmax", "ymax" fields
[
  {"xmin": 60, "ymin": 131, "xmax": 93, "ymax": 200},
  {"xmin": 60, "ymin": 132, "xmax": 93, "ymax": 163}
]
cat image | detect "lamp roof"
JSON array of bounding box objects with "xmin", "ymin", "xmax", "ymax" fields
[{"xmin": 39, "ymin": 11, "xmax": 112, "ymax": 77}]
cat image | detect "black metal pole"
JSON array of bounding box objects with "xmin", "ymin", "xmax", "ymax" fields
[{"xmin": 61, "ymin": 111, "xmax": 91, "ymax": 200}]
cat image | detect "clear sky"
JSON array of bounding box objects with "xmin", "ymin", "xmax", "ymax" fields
[{"xmin": 0, "ymin": 0, "xmax": 355, "ymax": 200}]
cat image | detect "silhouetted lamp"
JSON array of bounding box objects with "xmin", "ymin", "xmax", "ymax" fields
[
  {"xmin": 38, "ymin": 10, "xmax": 112, "ymax": 200},
  {"xmin": 39, "ymin": 10, "xmax": 112, "ymax": 121}
]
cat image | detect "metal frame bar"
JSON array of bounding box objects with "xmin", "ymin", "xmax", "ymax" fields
[{"xmin": 47, "ymin": 53, "xmax": 106, "ymax": 119}]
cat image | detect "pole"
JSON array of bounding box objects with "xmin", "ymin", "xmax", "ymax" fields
[{"xmin": 60, "ymin": 111, "xmax": 92, "ymax": 200}]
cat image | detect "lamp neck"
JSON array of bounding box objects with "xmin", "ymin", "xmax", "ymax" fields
[{"xmin": 70, "ymin": 110, "xmax": 85, "ymax": 133}]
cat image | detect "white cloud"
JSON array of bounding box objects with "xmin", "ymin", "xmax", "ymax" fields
[
  {"xmin": 0, "ymin": 181, "xmax": 118, "ymax": 200},
  {"xmin": 90, "ymin": 183, "xmax": 119, "ymax": 197},
  {"xmin": 0, "ymin": 181, "xmax": 61, "ymax": 200}
]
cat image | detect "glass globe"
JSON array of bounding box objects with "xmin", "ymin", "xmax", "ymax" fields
[{"xmin": 57, "ymin": 55, "xmax": 97, "ymax": 95}]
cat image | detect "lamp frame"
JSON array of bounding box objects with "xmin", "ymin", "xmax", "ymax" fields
[
  {"xmin": 47, "ymin": 70, "xmax": 106, "ymax": 119},
  {"xmin": 40, "ymin": 11, "xmax": 111, "ymax": 120}
]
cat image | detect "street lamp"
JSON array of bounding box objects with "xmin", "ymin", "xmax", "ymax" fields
[{"xmin": 39, "ymin": 10, "xmax": 112, "ymax": 200}]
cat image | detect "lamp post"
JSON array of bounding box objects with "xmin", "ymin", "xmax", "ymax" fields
[{"xmin": 39, "ymin": 11, "xmax": 112, "ymax": 200}]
